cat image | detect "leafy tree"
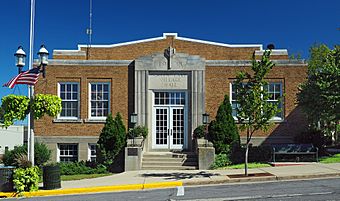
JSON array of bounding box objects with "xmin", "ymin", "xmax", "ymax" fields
[
  {"xmin": 97, "ymin": 113, "xmax": 126, "ymax": 169},
  {"xmin": 208, "ymin": 95, "xmax": 240, "ymax": 156},
  {"xmin": 235, "ymin": 50, "xmax": 281, "ymax": 176},
  {"xmin": 297, "ymin": 45, "xmax": 340, "ymax": 142}
]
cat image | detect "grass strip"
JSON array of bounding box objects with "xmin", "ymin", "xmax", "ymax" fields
[
  {"xmin": 320, "ymin": 154, "xmax": 340, "ymax": 163},
  {"xmin": 61, "ymin": 173, "xmax": 112, "ymax": 181}
]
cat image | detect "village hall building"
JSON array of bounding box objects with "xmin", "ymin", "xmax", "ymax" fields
[{"xmin": 34, "ymin": 33, "xmax": 308, "ymax": 168}]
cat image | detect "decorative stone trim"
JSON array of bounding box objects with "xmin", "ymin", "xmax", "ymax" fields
[
  {"xmin": 206, "ymin": 60, "xmax": 306, "ymax": 67},
  {"xmin": 45, "ymin": 59, "xmax": 306, "ymax": 67},
  {"xmin": 84, "ymin": 119, "xmax": 106, "ymax": 123},
  {"xmin": 53, "ymin": 119, "xmax": 83, "ymax": 123}
]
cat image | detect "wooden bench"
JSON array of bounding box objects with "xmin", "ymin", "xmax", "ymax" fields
[{"xmin": 272, "ymin": 144, "xmax": 319, "ymax": 162}]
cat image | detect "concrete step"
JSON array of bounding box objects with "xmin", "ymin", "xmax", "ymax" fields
[
  {"xmin": 143, "ymin": 152, "xmax": 197, "ymax": 158},
  {"xmin": 142, "ymin": 152, "xmax": 198, "ymax": 170},
  {"xmin": 142, "ymin": 161, "xmax": 198, "ymax": 166},
  {"xmin": 142, "ymin": 157, "xmax": 197, "ymax": 162},
  {"xmin": 141, "ymin": 165, "xmax": 198, "ymax": 170}
]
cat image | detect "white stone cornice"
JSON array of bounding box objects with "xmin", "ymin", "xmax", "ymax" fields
[
  {"xmin": 48, "ymin": 59, "xmax": 133, "ymax": 66},
  {"xmin": 45, "ymin": 59, "xmax": 306, "ymax": 67},
  {"xmin": 206, "ymin": 60, "xmax": 306, "ymax": 67}
]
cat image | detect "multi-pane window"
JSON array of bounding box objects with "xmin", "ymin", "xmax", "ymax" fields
[
  {"xmin": 265, "ymin": 83, "xmax": 283, "ymax": 119},
  {"xmin": 88, "ymin": 144, "xmax": 97, "ymax": 162},
  {"xmin": 231, "ymin": 84, "xmax": 239, "ymax": 118},
  {"xmin": 59, "ymin": 144, "xmax": 78, "ymax": 162},
  {"xmin": 230, "ymin": 82, "xmax": 283, "ymax": 120},
  {"xmin": 59, "ymin": 83, "xmax": 79, "ymax": 118},
  {"xmin": 154, "ymin": 92, "xmax": 185, "ymax": 105},
  {"xmin": 89, "ymin": 83, "xmax": 110, "ymax": 118}
]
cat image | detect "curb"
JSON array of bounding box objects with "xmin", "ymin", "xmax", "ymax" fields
[
  {"xmin": 276, "ymin": 173, "xmax": 340, "ymax": 181},
  {"xmin": 183, "ymin": 173, "xmax": 340, "ymax": 186},
  {"xmin": 0, "ymin": 181, "xmax": 183, "ymax": 198},
  {"xmin": 183, "ymin": 175, "xmax": 277, "ymax": 186}
]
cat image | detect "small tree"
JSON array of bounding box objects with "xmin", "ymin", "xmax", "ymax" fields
[
  {"xmin": 97, "ymin": 113, "xmax": 126, "ymax": 169},
  {"xmin": 235, "ymin": 50, "xmax": 281, "ymax": 176},
  {"xmin": 208, "ymin": 95, "xmax": 240, "ymax": 156}
]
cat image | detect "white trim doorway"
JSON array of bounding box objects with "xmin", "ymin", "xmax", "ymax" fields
[{"xmin": 151, "ymin": 91, "xmax": 187, "ymax": 150}]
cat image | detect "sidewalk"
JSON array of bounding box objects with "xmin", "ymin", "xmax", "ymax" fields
[{"xmin": 1, "ymin": 163, "xmax": 340, "ymax": 198}]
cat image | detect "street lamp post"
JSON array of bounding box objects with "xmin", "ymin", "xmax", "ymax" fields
[
  {"xmin": 14, "ymin": 45, "xmax": 49, "ymax": 166},
  {"xmin": 202, "ymin": 113, "xmax": 210, "ymax": 147},
  {"xmin": 130, "ymin": 113, "xmax": 138, "ymax": 145}
]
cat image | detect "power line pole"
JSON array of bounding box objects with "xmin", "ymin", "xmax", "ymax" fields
[{"xmin": 86, "ymin": 0, "xmax": 93, "ymax": 60}]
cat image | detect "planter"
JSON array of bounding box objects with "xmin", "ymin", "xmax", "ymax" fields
[
  {"xmin": 0, "ymin": 166, "xmax": 15, "ymax": 192},
  {"xmin": 43, "ymin": 165, "xmax": 61, "ymax": 190},
  {"xmin": 127, "ymin": 136, "xmax": 144, "ymax": 147},
  {"xmin": 196, "ymin": 138, "xmax": 214, "ymax": 148}
]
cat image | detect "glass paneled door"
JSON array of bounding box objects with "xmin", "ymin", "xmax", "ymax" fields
[{"xmin": 152, "ymin": 92, "xmax": 186, "ymax": 150}]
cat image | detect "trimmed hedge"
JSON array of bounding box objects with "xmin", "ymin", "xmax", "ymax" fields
[
  {"xmin": 59, "ymin": 161, "xmax": 108, "ymax": 175},
  {"xmin": 230, "ymin": 145, "xmax": 272, "ymax": 164}
]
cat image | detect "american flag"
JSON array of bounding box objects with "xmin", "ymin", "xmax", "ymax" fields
[{"xmin": 3, "ymin": 68, "xmax": 40, "ymax": 89}]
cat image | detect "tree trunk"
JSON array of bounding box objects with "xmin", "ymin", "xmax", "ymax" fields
[
  {"xmin": 245, "ymin": 141, "xmax": 249, "ymax": 176},
  {"xmin": 245, "ymin": 127, "xmax": 250, "ymax": 176}
]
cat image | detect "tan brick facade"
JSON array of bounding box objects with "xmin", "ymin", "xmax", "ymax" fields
[{"xmin": 35, "ymin": 33, "xmax": 307, "ymax": 162}]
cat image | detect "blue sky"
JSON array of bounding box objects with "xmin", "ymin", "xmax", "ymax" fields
[{"xmin": 0, "ymin": 0, "xmax": 339, "ymax": 101}]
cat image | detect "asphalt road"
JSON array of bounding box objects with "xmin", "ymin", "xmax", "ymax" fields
[{"xmin": 3, "ymin": 177, "xmax": 340, "ymax": 201}]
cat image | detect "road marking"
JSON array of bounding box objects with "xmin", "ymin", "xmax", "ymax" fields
[
  {"xmin": 177, "ymin": 186, "xmax": 185, "ymax": 196},
  {"xmin": 308, "ymin": 191, "xmax": 333, "ymax": 195},
  {"xmin": 179, "ymin": 191, "xmax": 334, "ymax": 200}
]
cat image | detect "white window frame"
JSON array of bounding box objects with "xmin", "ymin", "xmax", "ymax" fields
[
  {"xmin": 230, "ymin": 82, "xmax": 284, "ymax": 121},
  {"xmin": 57, "ymin": 82, "xmax": 80, "ymax": 120},
  {"xmin": 88, "ymin": 143, "xmax": 97, "ymax": 162},
  {"xmin": 265, "ymin": 82, "xmax": 284, "ymax": 121},
  {"xmin": 230, "ymin": 83, "xmax": 239, "ymax": 120},
  {"xmin": 88, "ymin": 82, "xmax": 110, "ymax": 120},
  {"xmin": 57, "ymin": 143, "xmax": 78, "ymax": 162}
]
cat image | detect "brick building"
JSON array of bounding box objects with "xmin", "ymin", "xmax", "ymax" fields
[{"xmin": 35, "ymin": 33, "xmax": 307, "ymax": 165}]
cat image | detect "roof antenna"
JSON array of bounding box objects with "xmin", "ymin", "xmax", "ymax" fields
[{"xmin": 86, "ymin": 0, "xmax": 93, "ymax": 60}]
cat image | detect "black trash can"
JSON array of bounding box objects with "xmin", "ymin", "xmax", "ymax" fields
[
  {"xmin": 0, "ymin": 166, "xmax": 15, "ymax": 192},
  {"xmin": 43, "ymin": 165, "xmax": 61, "ymax": 190}
]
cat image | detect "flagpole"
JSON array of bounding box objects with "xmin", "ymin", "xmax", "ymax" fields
[{"xmin": 28, "ymin": 0, "xmax": 36, "ymax": 166}]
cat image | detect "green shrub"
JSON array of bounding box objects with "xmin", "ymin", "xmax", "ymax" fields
[
  {"xmin": 34, "ymin": 142, "xmax": 52, "ymax": 167},
  {"xmin": 208, "ymin": 95, "xmax": 240, "ymax": 154},
  {"xmin": 210, "ymin": 153, "xmax": 230, "ymax": 169},
  {"xmin": 97, "ymin": 113, "xmax": 126, "ymax": 169},
  {"xmin": 3, "ymin": 142, "xmax": 52, "ymax": 167},
  {"xmin": 128, "ymin": 125, "xmax": 148, "ymax": 139},
  {"xmin": 295, "ymin": 129, "xmax": 332, "ymax": 150},
  {"xmin": 193, "ymin": 125, "xmax": 206, "ymax": 139},
  {"xmin": 59, "ymin": 161, "xmax": 107, "ymax": 175},
  {"xmin": 230, "ymin": 145, "xmax": 272, "ymax": 164},
  {"xmin": 13, "ymin": 166, "xmax": 40, "ymax": 194},
  {"xmin": 3, "ymin": 145, "xmax": 27, "ymax": 166}
]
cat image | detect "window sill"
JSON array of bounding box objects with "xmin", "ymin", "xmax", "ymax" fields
[
  {"xmin": 233, "ymin": 119, "xmax": 286, "ymax": 124},
  {"xmin": 53, "ymin": 119, "xmax": 83, "ymax": 123},
  {"xmin": 84, "ymin": 119, "xmax": 107, "ymax": 123}
]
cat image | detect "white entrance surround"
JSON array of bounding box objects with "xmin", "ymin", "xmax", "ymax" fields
[
  {"xmin": 134, "ymin": 47, "xmax": 205, "ymax": 152},
  {"xmin": 152, "ymin": 91, "xmax": 188, "ymax": 150}
]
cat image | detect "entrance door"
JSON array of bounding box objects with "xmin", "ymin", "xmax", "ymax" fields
[{"xmin": 152, "ymin": 92, "xmax": 186, "ymax": 150}]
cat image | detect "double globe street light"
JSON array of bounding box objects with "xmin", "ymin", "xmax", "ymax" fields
[
  {"xmin": 14, "ymin": 44, "xmax": 49, "ymax": 166},
  {"xmin": 14, "ymin": 45, "xmax": 49, "ymax": 77}
]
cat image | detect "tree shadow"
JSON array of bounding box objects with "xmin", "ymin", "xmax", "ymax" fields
[
  {"xmin": 141, "ymin": 171, "xmax": 220, "ymax": 180},
  {"xmin": 261, "ymin": 106, "xmax": 308, "ymax": 145}
]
